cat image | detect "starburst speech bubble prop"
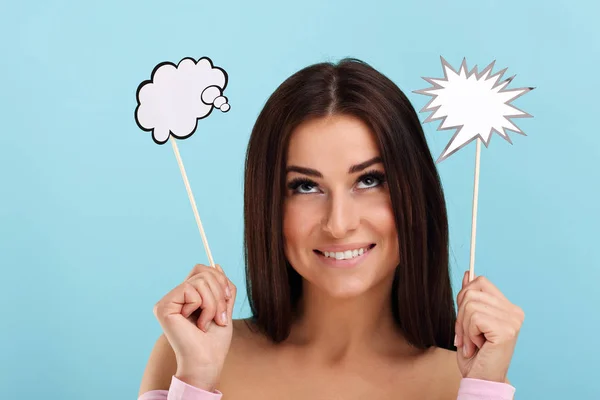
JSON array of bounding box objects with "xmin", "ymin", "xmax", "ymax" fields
[
  {"xmin": 414, "ymin": 57, "xmax": 534, "ymax": 281},
  {"xmin": 134, "ymin": 56, "xmax": 230, "ymax": 268}
]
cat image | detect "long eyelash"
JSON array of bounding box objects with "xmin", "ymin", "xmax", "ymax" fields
[
  {"xmin": 287, "ymin": 177, "xmax": 317, "ymax": 191},
  {"xmin": 286, "ymin": 170, "xmax": 386, "ymax": 194},
  {"xmin": 358, "ymin": 169, "xmax": 387, "ymax": 185}
]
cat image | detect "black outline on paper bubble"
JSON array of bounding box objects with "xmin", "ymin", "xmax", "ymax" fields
[
  {"xmin": 201, "ymin": 85, "xmax": 229, "ymax": 111},
  {"xmin": 134, "ymin": 56, "xmax": 229, "ymax": 145}
]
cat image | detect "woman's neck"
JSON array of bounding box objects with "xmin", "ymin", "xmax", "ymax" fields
[{"xmin": 285, "ymin": 274, "xmax": 418, "ymax": 364}]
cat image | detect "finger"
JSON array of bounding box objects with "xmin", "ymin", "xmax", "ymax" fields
[
  {"xmin": 185, "ymin": 264, "xmax": 210, "ymax": 281},
  {"xmin": 463, "ymin": 275, "xmax": 508, "ymax": 303},
  {"xmin": 467, "ymin": 310, "xmax": 496, "ymax": 341},
  {"xmin": 154, "ymin": 281, "xmax": 199, "ymax": 319},
  {"xmin": 187, "ymin": 277, "xmax": 218, "ymax": 332},
  {"xmin": 455, "ymin": 271, "xmax": 465, "ymax": 348},
  {"xmin": 468, "ymin": 304, "xmax": 522, "ymax": 344},
  {"xmin": 215, "ymin": 264, "xmax": 232, "ymax": 299},
  {"xmin": 180, "ymin": 283, "xmax": 203, "ymax": 319},
  {"xmin": 224, "ymin": 277, "xmax": 237, "ymax": 321},
  {"xmin": 461, "ymin": 306, "xmax": 478, "ymax": 359},
  {"xmin": 455, "ymin": 271, "xmax": 471, "ymax": 348},
  {"xmin": 461, "ymin": 297, "xmax": 514, "ymax": 358},
  {"xmin": 465, "ymin": 307, "xmax": 504, "ymax": 359},
  {"xmin": 189, "ymin": 264, "xmax": 231, "ymax": 300},
  {"xmin": 457, "ymin": 289, "xmax": 508, "ymax": 357},
  {"xmin": 457, "ymin": 276, "xmax": 509, "ymax": 308},
  {"xmin": 461, "ymin": 301, "xmax": 488, "ymax": 358},
  {"xmin": 459, "ymin": 288, "xmax": 506, "ymax": 312},
  {"xmin": 205, "ymin": 274, "xmax": 230, "ymax": 326},
  {"xmin": 457, "ymin": 270, "xmax": 472, "ymax": 308},
  {"xmin": 190, "ymin": 273, "xmax": 228, "ymax": 327},
  {"xmin": 455, "ymin": 270, "xmax": 472, "ymax": 348}
]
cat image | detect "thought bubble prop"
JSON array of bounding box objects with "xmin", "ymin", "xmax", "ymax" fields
[
  {"xmin": 135, "ymin": 57, "xmax": 230, "ymax": 267},
  {"xmin": 414, "ymin": 57, "xmax": 534, "ymax": 281}
]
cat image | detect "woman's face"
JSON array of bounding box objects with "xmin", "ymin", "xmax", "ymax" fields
[{"xmin": 283, "ymin": 114, "xmax": 400, "ymax": 298}]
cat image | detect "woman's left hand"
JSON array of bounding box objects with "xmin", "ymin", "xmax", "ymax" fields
[{"xmin": 455, "ymin": 271, "xmax": 525, "ymax": 383}]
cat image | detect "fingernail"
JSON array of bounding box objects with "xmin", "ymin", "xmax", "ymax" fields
[
  {"xmin": 204, "ymin": 321, "xmax": 212, "ymax": 332},
  {"xmin": 454, "ymin": 334, "xmax": 457, "ymax": 347},
  {"xmin": 226, "ymin": 286, "xmax": 231, "ymax": 298},
  {"xmin": 463, "ymin": 344, "xmax": 468, "ymax": 357},
  {"xmin": 221, "ymin": 312, "xmax": 228, "ymax": 325}
]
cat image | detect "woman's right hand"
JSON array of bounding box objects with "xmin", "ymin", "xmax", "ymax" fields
[{"xmin": 153, "ymin": 263, "xmax": 237, "ymax": 392}]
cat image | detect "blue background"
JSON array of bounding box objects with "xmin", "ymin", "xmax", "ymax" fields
[{"xmin": 1, "ymin": 0, "xmax": 598, "ymax": 398}]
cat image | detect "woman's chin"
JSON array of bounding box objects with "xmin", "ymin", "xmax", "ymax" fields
[{"xmin": 316, "ymin": 280, "xmax": 375, "ymax": 299}]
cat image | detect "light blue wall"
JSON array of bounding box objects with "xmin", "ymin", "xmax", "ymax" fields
[{"xmin": 1, "ymin": 0, "xmax": 598, "ymax": 398}]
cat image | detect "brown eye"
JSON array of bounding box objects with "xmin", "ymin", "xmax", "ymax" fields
[
  {"xmin": 362, "ymin": 176, "xmax": 376, "ymax": 186},
  {"xmin": 288, "ymin": 178, "xmax": 319, "ymax": 194},
  {"xmin": 297, "ymin": 182, "xmax": 317, "ymax": 193},
  {"xmin": 356, "ymin": 171, "xmax": 386, "ymax": 189}
]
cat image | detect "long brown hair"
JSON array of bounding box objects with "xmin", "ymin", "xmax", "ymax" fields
[{"xmin": 243, "ymin": 58, "xmax": 456, "ymax": 351}]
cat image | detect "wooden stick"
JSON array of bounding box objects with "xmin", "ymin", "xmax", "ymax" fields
[
  {"xmin": 170, "ymin": 137, "xmax": 215, "ymax": 268},
  {"xmin": 468, "ymin": 138, "xmax": 481, "ymax": 282}
]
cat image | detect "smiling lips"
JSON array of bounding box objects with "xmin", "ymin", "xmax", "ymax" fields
[{"xmin": 314, "ymin": 244, "xmax": 376, "ymax": 261}]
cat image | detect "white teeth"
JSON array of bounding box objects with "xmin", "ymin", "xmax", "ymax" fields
[{"xmin": 321, "ymin": 246, "xmax": 371, "ymax": 260}]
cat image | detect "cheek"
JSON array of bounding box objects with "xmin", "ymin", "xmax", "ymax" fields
[
  {"xmin": 364, "ymin": 195, "xmax": 399, "ymax": 258},
  {"xmin": 375, "ymin": 206, "xmax": 397, "ymax": 235},
  {"xmin": 283, "ymin": 199, "xmax": 320, "ymax": 249},
  {"xmin": 364, "ymin": 194, "xmax": 396, "ymax": 230}
]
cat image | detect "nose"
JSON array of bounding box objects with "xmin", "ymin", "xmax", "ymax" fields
[{"xmin": 322, "ymin": 191, "xmax": 359, "ymax": 239}]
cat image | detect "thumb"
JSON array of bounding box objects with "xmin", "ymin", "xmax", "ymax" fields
[
  {"xmin": 215, "ymin": 264, "xmax": 236, "ymax": 320},
  {"xmin": 462, "ymin": 270, "xmax": 469, "ymax": 289}
]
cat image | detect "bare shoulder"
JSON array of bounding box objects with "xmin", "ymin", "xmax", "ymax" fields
[
  {"xmin": 222, "ymin": 318, "xmax": 271, "ymax": 367},
  {"xmin": 216, "ymin": 318, "xmax": 278, "ymax": 394},
  {"xmin": 427, "ymin": 347, "xmax": 514, "ymax": 398},
  {"xmin": 138, "ymin": 333, "xmax": 177, "ymax": 396},
  {"xmin": 430, "ymin": 347, "xmax": 462, "ymax": 400},
  {"xmin": 138, "ymin": 319, "xmax": 264, "ymax": 397}
]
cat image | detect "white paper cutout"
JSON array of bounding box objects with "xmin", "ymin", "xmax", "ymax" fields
[
  {"xmin": 135, "ymin": 57, "xmax": 230, "ymax": 145},
  {"xmin": 414, "ymin": 57, "xmax": 533, "ymax": 163},
  {"xmin": 133, "ymin": 56, "xmax": 231, "ymax": 268}
]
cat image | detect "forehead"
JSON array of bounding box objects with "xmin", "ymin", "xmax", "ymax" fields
[{"xmin": 286, "ymin": 114, "xmax": 380, "ymax": 166}]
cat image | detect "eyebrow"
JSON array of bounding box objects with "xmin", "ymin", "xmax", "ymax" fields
[{"xmin": 286, "ymin": 156, "xmax": 383, "ymax": 178}]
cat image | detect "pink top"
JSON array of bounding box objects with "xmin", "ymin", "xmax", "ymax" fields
[{"xmin": 138, "ymin": 376, "xmax": 515, "ymax": 400}]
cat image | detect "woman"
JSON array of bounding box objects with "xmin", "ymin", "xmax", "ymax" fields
[{"xmin": 138, "ymin": 58, "xmax": 524, "ymax": 400}]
